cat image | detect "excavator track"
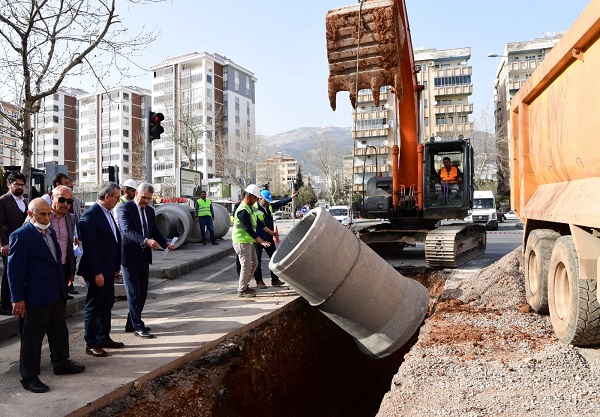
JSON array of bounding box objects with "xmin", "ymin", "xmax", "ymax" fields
[{"xmin": 425, "ymin": 223, "xmax": 487, "ymax": 268}]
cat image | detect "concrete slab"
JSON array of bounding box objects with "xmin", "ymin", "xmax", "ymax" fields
[{"xmin": 0, "ymin": 235, "xmax": 301, "ymax": 416}]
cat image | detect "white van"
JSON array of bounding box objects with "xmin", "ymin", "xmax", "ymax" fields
[
  {"xmin": 328, "ymin": 205, "xmax": 352, "ymax": 226},
  {"xmin": 465, "ymin": 190, "xmax": 498, "ymax": 230}
]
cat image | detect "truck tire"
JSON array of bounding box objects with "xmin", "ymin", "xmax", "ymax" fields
[
  {"xmin": 548, "ymin": 236, "xmax": 600, "ymax": 346},
  {"xmin": 524, "ymin": 229, "xmax": 560, "ymax": 313}
]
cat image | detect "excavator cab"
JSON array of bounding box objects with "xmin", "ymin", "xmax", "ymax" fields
[{"xmin": 422, "ymin": 139, "xmax": 473, "ymax": 221}]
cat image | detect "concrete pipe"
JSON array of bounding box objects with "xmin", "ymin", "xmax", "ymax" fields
[
  {"xmin": 185, "ymin": 206, "xmax": 203, "ymax": 243},
  {"xmin": 212, "ymin": 203, "xmax": 231, "ymax": 239},
  {"xmin": 154, "ymin": 203, "xmax": 193, "ymax": 249},
  {"xmin": 269, "ymin": 207, "xmax": 429, "ymax": 358}
]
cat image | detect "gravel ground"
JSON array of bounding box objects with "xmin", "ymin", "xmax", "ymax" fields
[{"xmin": 377, "ymin": 247, "xmax": 600, "ymax": 417}]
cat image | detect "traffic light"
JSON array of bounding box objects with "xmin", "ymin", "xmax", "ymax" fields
[{"xmin": 149, "ymin": 111, "xmax": 164, "ymax": 140}]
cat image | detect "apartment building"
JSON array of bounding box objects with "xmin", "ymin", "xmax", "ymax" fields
[
  {"xmin": 33, "ymin": 87, "xmax": 87, "ymax": 179},
  {"xmin": 77, "ymin": 86, "xmax": 151, "ymax": 190},
  {"xmin": 415, "ymin": 47, "xmax": 474, "ymax": 141},
  {"xmin": 491, "ymin": 34, "xmax": 563, "ymax": 194},
  {"xmin": 255, "ymin": 153, "xmax": 300, "ymax": 197},
  {"xmin": 149, "ymin": 52, "xmax": 256, "ymax": 198},
  {"xmin": 0, "ymin": 101, "xmax": 21, "ymax": 167}
]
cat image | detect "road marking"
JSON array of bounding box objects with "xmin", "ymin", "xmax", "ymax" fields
[{"xmin": 205, "ymin": 262, "xmax": 237, "ymax": 281}]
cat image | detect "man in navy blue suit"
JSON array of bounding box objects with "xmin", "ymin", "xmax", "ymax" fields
[
  {"xmin": 8, "ymin": 198, "xmax": 85, "ymax": 393},
  {"xmin": 78, "ymin": 182, "xmax": 123, "ymax": 357},
  {"xmin": 118, "ymin": 182, "xmax": 173, "ymax": 338}
]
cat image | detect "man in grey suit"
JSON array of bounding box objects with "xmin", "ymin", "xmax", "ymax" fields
[
  {"xmin": 0, "ymin": 172, "xmax": 28, "ymax": 314},
  {"xmin": 8, "ymin": 198, "xmax": 85, "ymax": 393}
]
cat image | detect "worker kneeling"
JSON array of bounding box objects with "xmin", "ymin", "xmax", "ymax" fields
[{"xmin": 435, "ymin": 157, "xmax": 462, "ymax": 200}]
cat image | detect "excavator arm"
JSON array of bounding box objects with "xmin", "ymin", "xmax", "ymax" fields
[{"xmin": 326, "ymin": 0, "xmax": 422, "ymax": 210}]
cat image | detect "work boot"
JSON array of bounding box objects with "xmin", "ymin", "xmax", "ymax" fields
[
  {"xmin": 238, "ymin": 287, "xmax": 256, "ymax": 298},
  {"xmin": 256, "ymin": 281, "xmax": 267, "ymax": 289}
]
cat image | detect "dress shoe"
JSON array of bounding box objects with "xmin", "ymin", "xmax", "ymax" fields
[
  {"xmin": 97, "ymin": 338, "xmax": 125, "ymax": 349},
  {"xmin": 134, "ymin": 330, "xmax": 155, "ymax": 338},
  {"xmin": 0, "ymin": 308, "xmax": 12, "ymax": 316},
  {"xmin": 271, "ymin": 279, "xmax": 286, "ymax": 287},
  {"xmin": 86, "ymin": 346, "xmax": 108, "ymax": 357},
  {"xmin": 21, "ymin": 377, "xmax": 49, "ymax": 393},
  {"xmin": 125, "ymin": 326, "xmax": 151, "ymax": 333},
  {"xmin": 67, "ymin": 286, "xmax": 79, "ymax": 295},
  {"xmin": 202, "ymin": 241, "xmax": 207, "ymax": 246},
  {"xmin": 66, "ymin": 294, "xmax": 74, "ymax": 300},
  {"xmin": 212, "ymin": 241, "xmax": 219, "ymax": 245},
  {"xmin": 54, "ymin": 360, "xmax": 86, "ymax": 375}
]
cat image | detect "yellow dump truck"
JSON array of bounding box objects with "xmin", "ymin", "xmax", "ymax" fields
[{"xmin": 511, "ymin": 0, "xmax": 600, "ymax": 346}]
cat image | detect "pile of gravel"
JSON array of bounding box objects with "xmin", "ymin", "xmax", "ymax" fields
[{"xmin": 377, "ymin": 247, "xmax": 600, "ymax": 416}]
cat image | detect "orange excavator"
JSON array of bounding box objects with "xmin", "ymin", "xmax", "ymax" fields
[{"xmin": 326, "ymin": 0, "xmax": 486, "ymax": 267}]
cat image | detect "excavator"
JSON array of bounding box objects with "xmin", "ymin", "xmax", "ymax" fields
[{"xmin": 325, "ymin": 0, "xmax": 486, "ymax": 267}]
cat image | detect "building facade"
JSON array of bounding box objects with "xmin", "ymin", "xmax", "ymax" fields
[
  {"xmin": 491, "ymin": 34, "xmax": 563, "ymax": 194},
  {"xmin": 255, "ymin": 153, "xmax": 300, "ymax": 197},
  {"xmin": 34, "ymin": 87, "xmax": 86, "ymax": 179},
  {"xmin": 0, "ymin": 101, "xmax": 21, "ymax": 167},
  {"xmin": 149, "ymin": 52, "xmax": 256, "ymax": 196},
  {"xmin": 77, "ymin": 86, "xmax": 151, "ymax": 189},
  {"xmin": 414, "ymin": 47, "xmax": 474, "ymax": 141}
]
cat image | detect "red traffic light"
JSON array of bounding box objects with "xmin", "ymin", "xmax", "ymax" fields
[{"xmin": 149, "ymin": 111, "xmax": 164, "ymax": 140}]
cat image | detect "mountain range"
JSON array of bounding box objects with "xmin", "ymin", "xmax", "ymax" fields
[{"xmin": 264, "ymin": 126, "xmax": 353, "ymax": 175}]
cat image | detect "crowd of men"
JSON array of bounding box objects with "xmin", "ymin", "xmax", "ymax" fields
[
  {"xmin": 0, "ymin": 174, "xmax": 173, "ymax": 393},
  {"xmin": 0, "ymin": 175, "xmax": 297, "ymax": 394}
]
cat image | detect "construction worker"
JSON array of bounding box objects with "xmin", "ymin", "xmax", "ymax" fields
[
  {"xmin": 435, "ymin": 157, "xmax": 462, "ymax": 200},
  {"xmin": 232, "ymin": 184, "xmax": 274, "ymax": 298},
  {"xmin": 115, "ymin": 179, "xmax": 138, "ymax": 223},
  {"xmin": 194, "ymin": 190, "xmax": 219, "ymax": 245},
  {"xmin": 253, "ymin": 188, "xmax": 298, "ymax": 289}
]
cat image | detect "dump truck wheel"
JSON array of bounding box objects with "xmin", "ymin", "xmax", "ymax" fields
[
  {"xmin": 548, "ymin": 236, "xmax": 600, "ymax": 346},
  {"xmin": 524, "ymin": 229, "xmax": 560, "ymax": 314}
]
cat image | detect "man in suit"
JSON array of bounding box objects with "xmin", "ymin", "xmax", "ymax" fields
[
  {"xmin": 192, "ymin": 176, "xmax": 202, "ymax": 197},
  {"xmin": 118, "ymin": 182, "xmax": 173, "ymax": 338},
  {"xmin": 8, "ymin": 198, "xmax": 85, "ymax": 393},
  {"xmin": 0, "ymin": 172, "xmax": 28, "ymax": 314},
  {"xmin": 78, "ymin": 182, "xmax": 123, "ymax": 357},
  {"xmin": 49, "ymin": 186, "xmax": 77, "ymax": 301}
]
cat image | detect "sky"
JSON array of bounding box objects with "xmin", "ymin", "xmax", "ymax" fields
[{"xmin": 91, "ymin": 0, "xmax": 591, "ymax": 136}]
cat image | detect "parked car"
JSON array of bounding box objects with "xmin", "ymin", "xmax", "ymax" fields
[
  {"xmin": 272, "ymin": 210, "xmax": 290, "ymax": 221},
  {"xmin": 504, "ymin": 211, "xmax": 519, "ymax": 221}
]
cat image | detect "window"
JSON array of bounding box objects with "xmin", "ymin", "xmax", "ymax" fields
[
  {"xmin": 433, "ymin": 75, "xmax": 471, "ymax": 88},
  {"xmin": 208, "ymin": 159, "xmax": 213, "ymax": 168},
  {"xmin": 53, "ymin": 116, "xmax": 59, "ymax": 123},
  {"xmin": 207, "ymin": 74, "xmax": 212, "ymax": 83},
  {"xmin": 123, "ymin": 92, "xmax": 130, "ymax": 100},
  {"xmin": 53, "ymin": 94, "xmax": 59, "ymax": 101},
  {"xmin": 53, "ymin": 105, "xmax": 59, "ymax": 112},
  {"xmin": 123, "ymin": 105, "xmax": 130, "ymax": 113},
  {"xmin": 123, "ymin": 142, "xmax": 129, "ymax": 150},
  {"xmin": 123, "ymin": 117, "xmax": 129, "ymax": 125},
  {"xmin": 424, "ymin": 117, "xmax": 429, "ymax": 126},
  {"xmin": 424, "ymin": 99, "xmax": 428, "ymax": 108},
  {"xmin": 123, "ymin": 129, "xmax": 129, "ymax": 137},
  {"xmin": 123, "ymin": 167, "xmax": 129, "ymax": 174},
  {"xmin": 123, "ymin": 155, "xmax": 129, "ymax": 162},
  {"xmin": 423, "ymin": 81, "xmax": 427, "ymax": 89},
  {"xmin": 207, "ymin": 89, "xmax": 213, "ymax": 97}
]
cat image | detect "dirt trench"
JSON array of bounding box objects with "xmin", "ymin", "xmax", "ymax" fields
[{"xmin": 89, "ymin": 269, "xmax": 446, "ymax": 417}]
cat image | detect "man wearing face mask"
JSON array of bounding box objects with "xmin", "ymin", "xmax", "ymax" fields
[{"xmin": 8, "ymin": 198, "xmax": 85, "ymax": 393}]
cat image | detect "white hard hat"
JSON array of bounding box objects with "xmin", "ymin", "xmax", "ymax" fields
[
  {"xmin": 123, "ymin": 178, "xmax": 138, "ymax": 189},
  {"xmin": 244, "ymin": 184, "xmax": 261, "ymax": 198}
]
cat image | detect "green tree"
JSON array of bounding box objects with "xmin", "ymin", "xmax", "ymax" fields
[{"xmin": 295, "ymin": 167, "xmax": 304, "ymax": 190}]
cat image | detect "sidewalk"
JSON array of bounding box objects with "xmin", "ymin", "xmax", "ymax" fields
[{"xmin": 0, "ymin": 237, "xmax": 300, "ymax": 416}]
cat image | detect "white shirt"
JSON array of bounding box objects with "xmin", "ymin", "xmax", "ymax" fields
[{"xmin": 12, "ymin": 193, "xmax": 26, "ymax": 213}]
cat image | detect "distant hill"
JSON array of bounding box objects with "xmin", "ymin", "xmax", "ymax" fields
[{"xmin": 265, "ymin": 126, "xmax": 353, "ymax": 175}]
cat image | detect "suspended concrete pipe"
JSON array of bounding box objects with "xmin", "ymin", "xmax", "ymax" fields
[
  {"xmin": 155, "ymin": 202, "xmax": 232, "ymax": 248},
  {"xmin": 269, "ymin": 207, "xmax": 430, "ymax": 358}
]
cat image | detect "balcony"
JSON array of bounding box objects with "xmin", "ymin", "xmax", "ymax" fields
[
  {"xmin": 433, "ymin": 85, "xmax": 473, "ymax": 96},
  {"xmin": 353, "ymin": 110, "xmax": 388, "ymax": 120},
  {"xmin": 509, "ymin": 80, "xmax": 527, "ymax": 91},
  {"xmin": 353, "ymin": 146, "xmax": 390, "ymax": 157},
  {"xmin": 507, "ymin": 60, "xmax": 539, "ymax": 73},
  {"xmin": 433, "ymin": 103, "xmax": 473, "ymax": 115},
  {"xmin": 351, "ymin": 129, "xmax": 390, "ymax": 139},
  {"xmin": 354, "ymin": 164, "xmax": 390, "ymax": 174},
  {"xmin": 431, "ymin": 66, "xmax": 472, "ymax": 77},
  {"xmin": 434, "ymin": 122, "xmax": 475, "ymax": 134}
]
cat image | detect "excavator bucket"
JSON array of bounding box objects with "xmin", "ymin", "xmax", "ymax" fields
[{"xmin": 326, "ymin": 0, "xmax": 404, "ymax": 110}]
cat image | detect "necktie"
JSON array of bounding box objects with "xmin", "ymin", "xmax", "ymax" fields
[{"xmin": 141, "ymin": 207, "xmax": 149, "ymax": 238}]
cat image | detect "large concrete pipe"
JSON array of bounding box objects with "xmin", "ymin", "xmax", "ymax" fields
[
  {"xmin": 269, "ymin": 207, "xmax": 429, "ymax": 358},
  {"xmin": 212, "ymin": 203, "xmax": 231, "ymax": 238},
  {"xmin": 154, "ymin": 203, "xmax": 193, "ymax": 249}
]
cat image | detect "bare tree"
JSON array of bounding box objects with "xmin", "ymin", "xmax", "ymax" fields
[
  {"xmin": 0, "ymin": 0, "xmax": 160, "ymax": 190},
  {"xmin": 217, "ymin": 126, "xmax": 266, "ymax": 191},
  {"xmin": 131, "ymin": 128, "xmax": 146, "ymax": 182},
  {"xmin": 304, "ymin": 136, "xmax": 344, "ymax": 205}
]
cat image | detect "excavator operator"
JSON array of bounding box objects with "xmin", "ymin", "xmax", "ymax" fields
[{"xmin": 435, "ymin": 157, "xmax": 463, "ymax": 200}]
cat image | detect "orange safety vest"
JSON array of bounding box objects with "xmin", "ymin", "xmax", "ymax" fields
[{"xmin": 440, "ymin": 166, "xmax": 459, "ymax": 183}]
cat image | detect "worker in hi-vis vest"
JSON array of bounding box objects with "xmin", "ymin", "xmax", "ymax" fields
[
  {"xmin": 194, "ymin": 190, "xmax": 218, "ymax": 245},
  {"xmin": 232, "ymin": 184, "xmax": 275, "ymax": 298}
]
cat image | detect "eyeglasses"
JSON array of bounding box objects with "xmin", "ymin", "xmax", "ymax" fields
[
  {"xmin": 57, "ymin": 197, "xmax": 74, "ymax": 205},
  {"xmin": 12, "ymin": 183, "xmax": 25, "ymax": 187}
]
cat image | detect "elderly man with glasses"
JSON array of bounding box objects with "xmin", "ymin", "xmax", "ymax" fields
[{"xmin": 49, "ymin": 186, "xmax": 77, "ymax": 301}]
